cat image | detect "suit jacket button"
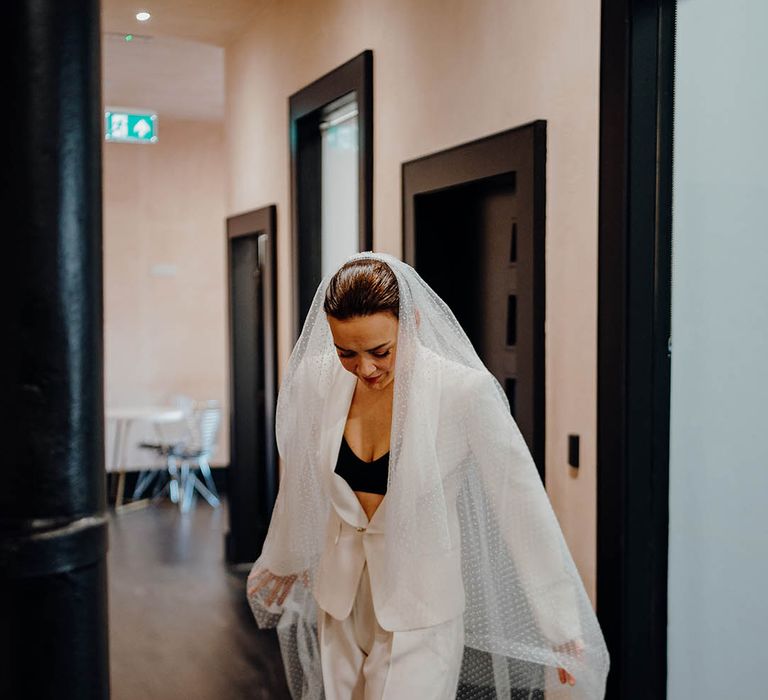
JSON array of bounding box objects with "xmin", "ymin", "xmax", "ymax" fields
[{"xmin": 356, "ymin": 526, "xmax": 366, "ymax": 532}]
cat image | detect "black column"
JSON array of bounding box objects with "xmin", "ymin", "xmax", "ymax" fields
[
  {"xmin": 1, "ymin": 1, "xmax": 109, "ymax": 698},
  {"xmin": 597, "ymin": 0, "xmax": 675, "ymax": 698}
]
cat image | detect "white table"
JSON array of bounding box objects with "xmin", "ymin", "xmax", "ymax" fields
[{"xmin": 106, "ymin": 406, "xmax": 185, "ymax": 509}]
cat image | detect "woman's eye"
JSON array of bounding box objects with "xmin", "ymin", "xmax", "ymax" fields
[{"xmin": 373, "ymin": 350, "xmax": 391, "ymax": 358}]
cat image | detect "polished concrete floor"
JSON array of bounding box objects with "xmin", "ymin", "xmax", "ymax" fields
[{"xmin": 107, "ymin": 497, "xmax": 291, "ymax": 700}]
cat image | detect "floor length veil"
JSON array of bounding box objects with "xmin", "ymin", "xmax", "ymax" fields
[{"xmin": 247, "ymin": 252, "xmax": 609, "ymax": 699}]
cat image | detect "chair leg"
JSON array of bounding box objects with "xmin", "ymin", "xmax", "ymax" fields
[
  {"xmin": 168, "ymin": 457, "xmax": 180, "ymax": 504},
  {"xmin": 197, "ymin": 457, "xmax": 220, "ymax": 501},
  {"xmin": 132, "ymin": 470, "xmax": 146, "ymax": 499},
  {"xmin": 192, "ymin": 470, "xmax": 220, "ymax": 508},
  {"xmin": 180, "ymin": 462, "xmax": 195, "ymax": 513},
  {"xmin": 151, "ymin": 479, "xmax": 170, "ymax": 503},
  {"xmin": 149, "ymin": 471, "xmax": 167, "ymax": 498},
  {"xmin": 133, "ymin": 470, "xmax": 158, "ymax": 500},
  {"xmin": 115, "ymin": 470, "xmax": 126, "ymax": 508}
]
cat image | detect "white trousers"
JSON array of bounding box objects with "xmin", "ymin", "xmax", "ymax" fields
[{"xmin": 318, "ymin": 562, "xmax": 465, "ymax": 700}]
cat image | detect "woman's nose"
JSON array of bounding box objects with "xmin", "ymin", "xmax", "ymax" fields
[{"xmin": 359, "ymin": 358, "xmax": 377, "ymax": 376}]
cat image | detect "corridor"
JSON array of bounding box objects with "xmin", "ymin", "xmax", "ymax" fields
[{"xmin": 108, "ymin": 501, "xmax": 290, "ymax": 699}]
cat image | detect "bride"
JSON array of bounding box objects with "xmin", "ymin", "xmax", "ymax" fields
[{"xmin": 247, "ymin": 251, "xmax": 609, "ymax": 699}]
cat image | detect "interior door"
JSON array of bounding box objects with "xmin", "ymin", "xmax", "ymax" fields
[
  {"xmin": 405, "ymin": 122, "xmax": 546, "ymax": 481},
  {"xmin": 226, "ymin": 207, "xmax": 278, "ymax": 565}
]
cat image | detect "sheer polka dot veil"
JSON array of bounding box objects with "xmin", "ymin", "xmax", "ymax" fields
[{"xmin": 247, "ymin": 251, "xmax": 609, "ymax": 699}]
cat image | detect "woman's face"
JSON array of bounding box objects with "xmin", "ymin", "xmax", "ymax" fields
[{"xmin": 327, "ymin": 311, "xmax": 398, "ymax": 391}]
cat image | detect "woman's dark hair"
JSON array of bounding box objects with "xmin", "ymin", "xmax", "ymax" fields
[{"xmin": 323, "ymin": 258, "xmax": 400, "ymax": 320}]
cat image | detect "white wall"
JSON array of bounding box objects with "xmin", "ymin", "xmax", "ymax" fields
[
  {"xmin": 668, "ymin": 2, "xmax": 768, "ymax": 697},
  {"xmin": 226, "ymin": 0, "xmax": 602, "ymax": 598},
  {"xmin": 103, "ymin": 118, "xmax": 229, "ymax": 468}
]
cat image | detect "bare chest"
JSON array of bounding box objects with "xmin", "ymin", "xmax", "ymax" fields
[
  {"xmin": 343, "ymin": 390, "xmax": 393, "ymax": 462},
  {"xmin": 340, "ymin": 386, "xmax": 393, "ymax": 520}
]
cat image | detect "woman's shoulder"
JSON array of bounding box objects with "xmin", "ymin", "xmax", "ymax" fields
[{"xmin": 418, "ymin": 344, "xmax": 490, "ymax": 397}]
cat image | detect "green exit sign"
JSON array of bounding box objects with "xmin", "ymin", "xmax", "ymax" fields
[{"xmin": 105, "ymin": 109, "xmax": 158, "ymax": 143}]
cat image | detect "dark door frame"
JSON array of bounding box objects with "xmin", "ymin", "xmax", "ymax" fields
[
  {"xmin": 225, "ymin": 205, "xmax": 278, "ymax": 565},
  {"xmin": 289, "ymin": 49, "xmax": 373, "ymax": 339},
  {"xmin": 597, "ymin": 1, "xmax": 675, "ymax": 698},
  {"xmin": 402, "ymin": 122, "xmax": 547, "ymax": 481}
]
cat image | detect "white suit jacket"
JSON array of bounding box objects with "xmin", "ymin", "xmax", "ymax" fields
[
  {"xmin": 311, "ymin": 347, "xmax": 582, "ymax": 641},
  {"xmin": 312, "ymin": 349, "xmax": 469, "ymax": 632}
]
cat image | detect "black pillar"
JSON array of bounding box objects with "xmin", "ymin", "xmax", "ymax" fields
[
  {"xmin": 597, "ymin": 0, "xmax": 674, "ymax": 698},
  {"xmin": 2, "ymin": 1, "xmax": 109, "ymax": 698}
]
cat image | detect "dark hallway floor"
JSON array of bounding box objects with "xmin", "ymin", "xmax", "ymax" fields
[{"xmin": 107, "ymin": 498, "xmax": 291, "ymax": 700}]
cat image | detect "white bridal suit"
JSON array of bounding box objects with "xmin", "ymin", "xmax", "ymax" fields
[
  {"xmin": 312, "ymin": 346, "xmax": 583, "ymax": 697},
  {"xmin": 311, "ymin": 351, "xmax": 469, "ymax": 698},
  {"xmin": 247, "ymin": 252, "xmax": 610, "ymax": 700}
]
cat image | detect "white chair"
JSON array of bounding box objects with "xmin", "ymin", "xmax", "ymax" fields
[
  {"xmin": 140, "ymin": 400, "xmax": 222, "ymax": 513},
  {"xmin": 133, "ymin": 394, "xmax": 195, "ymax": 504},
  {"xmin": 176, "ymin": 402, "xmax": 222, "ymax": 513}
]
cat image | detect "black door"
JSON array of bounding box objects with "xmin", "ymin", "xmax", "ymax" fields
[
  {"xmin": 226, "ymin": 207, "xmax": 278, "ymax": 565},
  {"xmin": 403, "ymin": 123, "xmax": 546, "ymax": 479}
]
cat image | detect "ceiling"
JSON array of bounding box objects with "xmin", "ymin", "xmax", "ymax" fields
[
  {"xmin": 102, "ymin": 0, "xmax": 262, "ymax": 47},
  {"xmin": 101, "ymin": 1, "xmax": 263, "ymax": 122},
  {"xmin": 103, "ymin": 33, "xmax": 224, "ymax": 122}
]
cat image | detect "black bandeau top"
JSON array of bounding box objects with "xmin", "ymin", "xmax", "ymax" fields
[{"xmin": 334, "ymin": 434, "xmax": 389, "ymax": 495}]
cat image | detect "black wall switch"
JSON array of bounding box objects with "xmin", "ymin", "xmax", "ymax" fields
[{"xmin": 568, "ymin": 434, "xmax": 580, "ymax": 469}]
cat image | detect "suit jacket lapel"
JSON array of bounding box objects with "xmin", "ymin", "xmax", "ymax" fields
[{"xmin": 321, "ymin": 364, "xmax": 357, "ymax": 475}]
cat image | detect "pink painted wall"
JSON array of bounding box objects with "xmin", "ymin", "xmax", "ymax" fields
[
  {"xmin": 103, "ymin": 118, "xmax": 229, "ymax": 468},
  {"xmin": 225, "ymin": 0, "xmax": 601, "ymax": 600}
]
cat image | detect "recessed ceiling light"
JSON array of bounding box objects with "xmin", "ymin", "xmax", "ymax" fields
[{"xmin": 136, "ymin": 11, "xmax": 151, "ymax": 22}]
